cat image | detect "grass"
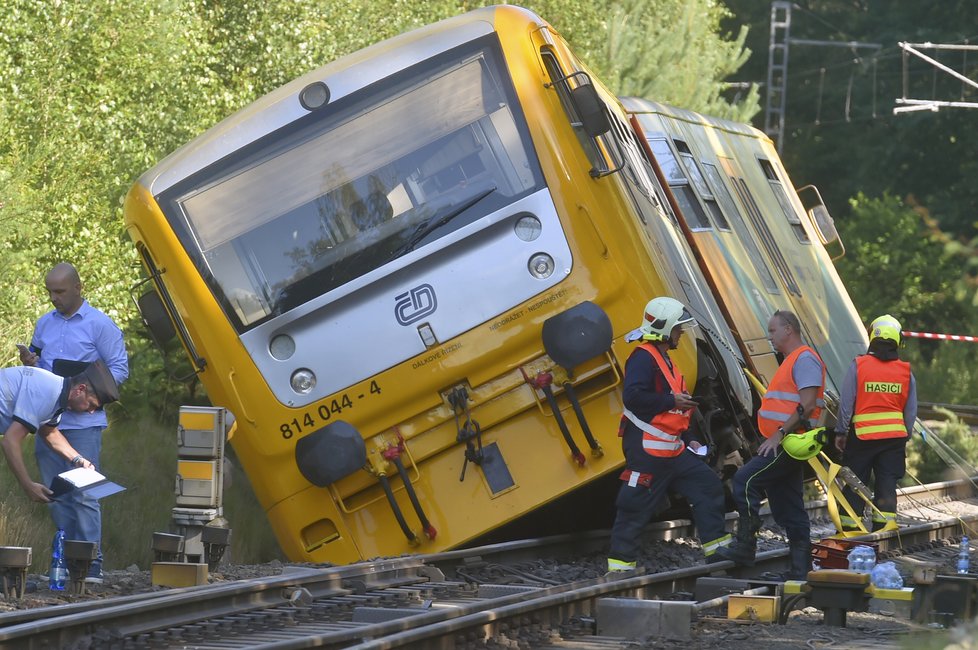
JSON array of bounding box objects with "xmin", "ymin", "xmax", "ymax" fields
[{"xmin": 1, "ymin": 404, "xmax": 284, "ymax": 574}]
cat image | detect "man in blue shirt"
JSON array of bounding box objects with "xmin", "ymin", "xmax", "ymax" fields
[
  {"xmin": 19, "ymin": 263, "xmax": 128, "ymax": 583},
  {"xmin": 0, "ymin": 363, "xmax": 119, "ymax": 501}
]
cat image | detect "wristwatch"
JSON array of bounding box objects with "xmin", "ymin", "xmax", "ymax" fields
[
  {"xmin": 776, "ymin": 426, "xmax": 786, "ymax": 436},
  {"xmin": 70, "ymin": 455, "xmax": 85, "ymax": 467}
]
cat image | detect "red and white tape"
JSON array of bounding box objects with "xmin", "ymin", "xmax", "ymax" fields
[{"xmin": 903, "ymin": 331, "xmax": 978, "ymax": 343}]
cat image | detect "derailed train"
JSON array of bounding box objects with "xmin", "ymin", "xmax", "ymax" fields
[{"xmin": 123, "ymin": 5, "xmax": 867, "ymax": 563}]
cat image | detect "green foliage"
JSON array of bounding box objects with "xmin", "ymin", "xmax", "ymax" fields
[
  {"xmin": 595, "ymin": 0, "xmax": 760, "ymax": 120},
  {"xmin": 0, "ymin": 0, "xmax": 759, "ymax": 562},
  {"xmin": 835, "ymin": 193, "xmax": 970, "ymax": 334},
  {"xmin": 905, "ymin": 414, "xmax": 978, "ymax": 485},
  {"xmin": 834, "ymin": 192, "xmax": 978, "ymax": 400}
]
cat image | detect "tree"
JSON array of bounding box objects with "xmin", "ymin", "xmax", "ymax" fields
[
  {"xmin": 592, "ymin": 0, "xmax": 760, "ymax": 120},
  {"xmin": 0, "ymin": 0, "xmax": 760, "ymax": 370}
]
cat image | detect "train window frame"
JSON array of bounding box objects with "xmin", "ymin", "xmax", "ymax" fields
[
  {"xmin": 759, "ymin": 157, "xmax": 811, "ymax": 245},
  {"xmin": 646, "ymin": 137, "xmax": 712, "ymax": 231},
  {"xmin": 540, "ymin": 50, "xmax": 611, "ymax": 177},
  {"xmin": 606, "ymin": 113, "xmax": 672, "ymax": 227},
  {"xmin": 678, "ymin": 150, "xmax": 731, "ymax": 231},
  {"xmin": 703, "ymin": 160, "xmax": 780, "ymax": 294},
  {"xmin": 157, "ymin": 34, "xmax": 546, "ymax": 332}
]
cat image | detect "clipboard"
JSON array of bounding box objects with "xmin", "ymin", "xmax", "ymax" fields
[{"xmin": 50, "ymin": 467, "xmax": 126, "ymax": 500}]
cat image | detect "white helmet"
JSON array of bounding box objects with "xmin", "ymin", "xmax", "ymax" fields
[{"xmin": 626, "ymin": 297, "xmax": 696, "ymax": 343}]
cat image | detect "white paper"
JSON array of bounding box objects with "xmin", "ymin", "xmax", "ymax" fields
[
  {"xmin": 687, "ymin": 444, "xmax": 709, "ymax": 456},
  {"xmin": 57, "ymin": 466, "xmax": 108, "ymax": 488}
]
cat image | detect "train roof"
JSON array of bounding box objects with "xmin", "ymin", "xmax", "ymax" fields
[
  {"xmin": 619, "ymin": 96, "xmax": 769, "ymax": 142},
  {"xmin": 140, "ymin": 5, "xmax": 547, "ymax": 196}
]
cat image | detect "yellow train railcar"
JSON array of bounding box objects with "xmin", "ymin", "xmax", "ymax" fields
[
  {"xmin": 124, "ymin": 6, "xmax": 865, "ymax": 563},
  {"xmin": 623, "ymin": 98, "xmax": 867, "ymax": 401}
]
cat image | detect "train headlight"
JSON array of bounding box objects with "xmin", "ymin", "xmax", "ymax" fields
[
  {"xmin": 514, "ymin": 215, "xmax": 542, "ymax": 242},
  {"xmin": 269, "ymin": 334, "xmax": 296, "ymax": 360},
  {"xmin": 290, "ymin": 369, "xmax": 317, "ymax": 394},
  {"xmin": 528, "ymin": 253, "xmax": 555, "ymax": 279}
]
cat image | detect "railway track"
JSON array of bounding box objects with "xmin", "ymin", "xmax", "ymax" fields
[
  {"xmin": 3, "ymin": 478, "xmax": 977, "ymax": 649},
  {"xmin": 917, "ymin": 402, "xmax": 978, "ymax": 427}
]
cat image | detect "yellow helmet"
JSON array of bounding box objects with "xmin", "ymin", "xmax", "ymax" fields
[
  {"xmin": 869, "ymin": 314, "xmax": 902, "ymax": 345},
  {"xmin": 781, "ymin": 427, "xmax": 827, "ymax": 461},
  {"xmin": 625, "ymin": 297, "xmax": 695, "ymax": 342}
]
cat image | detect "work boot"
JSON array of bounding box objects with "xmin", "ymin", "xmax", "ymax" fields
[
  {"xmin": 785, "ymin": 539, "xmax": 813, "ymax": 580},
  {"xmin": 723, "ymin": 513, "xmax": 762, "ymax": 567}
]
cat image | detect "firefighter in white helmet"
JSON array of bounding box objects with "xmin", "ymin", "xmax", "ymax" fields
[
  {"xmin": 833, "ymin": 314, "xmax": 917, "ymax": 532},
  {"xmin": 607, "ymin": 297, "xmax": 734, "ymax": 572}
]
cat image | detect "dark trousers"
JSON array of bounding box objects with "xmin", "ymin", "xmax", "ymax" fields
[
  {"xmin": 732, "ymin": 449, "xmax": 809, "ymax": 543},
  {"xmin": 842, "ymin": 435, "xmax": 907, "ymax": 519},
  {"xmin": 609, "ymin": 450, "xmax": 727, "ymax": 562}
]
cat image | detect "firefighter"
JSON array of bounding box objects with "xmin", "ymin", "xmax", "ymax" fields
[
  {"xmin": 606, "ymin": 297, "xmax": 733, "ymax": 572},
  {"xmin": 834, "ymin": 314, "xmax": 917, "ymax": 532},
  {"xmin": 725, "ymin": 310, "xmax": 825, "ymax": 579}
]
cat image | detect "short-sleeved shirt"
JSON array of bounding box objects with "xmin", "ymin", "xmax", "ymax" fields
[
  {"xmin": 0, "ymin": 367, "xmax": 68, "ymax": 435},
  {"xmin": 792, "ymin": 349, "xmax": 824, "ymax": 391},
  {"xmin": 31, "ymin": 299, "xmax": 128, "ymax": 429}
]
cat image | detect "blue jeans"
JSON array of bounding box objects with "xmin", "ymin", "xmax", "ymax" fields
[
  {"xmin": 732, "ymin": 448, "xmax": 809, "ymax": 543},
  {"xmin": 36, "ymin": 426, "xmax": 104, "ymax": 571}
]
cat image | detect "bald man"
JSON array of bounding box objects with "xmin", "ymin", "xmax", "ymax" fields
[{"xmin": 19, "ymin": 263, "xmax": 128, "ymax": 584}]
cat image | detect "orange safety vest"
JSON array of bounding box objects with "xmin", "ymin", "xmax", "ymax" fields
[
  {"xmin": 757, "ymin": 345, "xmax": 826, "ymax": 438},
  {"xmin": 620, "ymin": 343, "xmax": 688, "ymax": 458},
  {"xmin": 853, "ymin": 355, "xmax": 911, "ymax": 440}
]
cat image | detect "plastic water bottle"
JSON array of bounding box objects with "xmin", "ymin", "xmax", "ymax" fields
[
  {"xmin": 862, "ymin": 546, "xmax": 876, "ymax": 573},
  {"xmin": 847, "ymin": 545, "xmax": 875, "ymax": 573},
  {"xmin": 958, "ymin": 536, "xmax": 970, "ymax": 574},
  {"xmin": 48, "ymin": 528, "xmax": 67, "ymax": 591},
  {"xmin": 871, "ymin": 561, "xmax": 904, "ymax": 589}
]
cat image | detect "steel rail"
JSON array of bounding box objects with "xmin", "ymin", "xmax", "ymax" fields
[
  {"xmin": 0, "ymin": 478, "xmax": 974, "ymax": 648},
  {"xmin": 336, "ymin": 513, "xmax": 978, "ymax": 650}
]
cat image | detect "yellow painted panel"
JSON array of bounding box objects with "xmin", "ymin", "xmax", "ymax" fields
[{"xmin": 178, "ymin": 460, "xmax": 216, "ymax": 480}]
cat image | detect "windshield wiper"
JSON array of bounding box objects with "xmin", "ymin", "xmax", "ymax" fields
[{"xmin": 393, "ymin": 186, "xmax": 497, "ymax": 258}]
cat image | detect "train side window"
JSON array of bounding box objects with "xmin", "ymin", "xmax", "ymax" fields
[
  {"xmin": 760, "ymin": 158, "xmax": 810, "ymax": 244},
  {"xmin": 678, "ymin": 152, "xmax": 730, "ymax": 231},
  {"xmin": 703, "ymin": 162, "xmax": 779, "ymax": 294},
  {"xmin": 647, "ymin": 138, "xmax": 711, "ymax": 230},
  {"xmin": 733, "ymin": 177, "xmax": 802, "ymax": 296},
  {"xmin": 541, "ymin": 51, "xmax": 607, "ymax": 175}
]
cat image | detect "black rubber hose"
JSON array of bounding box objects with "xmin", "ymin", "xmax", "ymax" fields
[
  {"xmin": 392, "ymin": 456, "xmax": 436, "ymax": 540},
  {"xmin": 378, "ymin": 474, "xmax": 417, "ymax": 544},
  {"xmin": 541, "ymin": 383, "xmax": 585, "ymax": 466},
  {"xmin": 563, "ymin": 381, "xmax": 601, "ymax": 453}
]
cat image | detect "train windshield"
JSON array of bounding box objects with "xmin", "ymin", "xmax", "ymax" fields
[{"xmin": 169, "ymin": 39, "xmax": 543, "ymax": 330}]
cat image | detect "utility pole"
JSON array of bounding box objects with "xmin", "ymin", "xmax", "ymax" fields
[
  {"xmin": 764, "ymin": 2, "xmax": 791, "ymax": 153},
  {"xmin": 764, "ymin": 1, "xmax": 881, "ymax": 152}
]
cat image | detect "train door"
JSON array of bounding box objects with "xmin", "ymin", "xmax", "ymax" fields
[
  {"xmin": 637, "ymin": 129, "xmax": 783, "ymax": 383},
  {"xmin": 718, "ymin": 156, "xmax": 834, "ymax": 392}
]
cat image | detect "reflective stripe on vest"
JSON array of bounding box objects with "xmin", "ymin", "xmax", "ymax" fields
[
  {"xmin": 757, "ymin": 345, "xmax": 825, "ymax": 437},
  {"xmin": 624, "ymin": 344, "xmax": 690, "ymax": 457},
  {"xmin": 853, "ymin": 355, "xmax": 910, "ymax": 440},
  {"xmin": 702, "ymin": 533, "xmax": 733, "ymax": 555}
]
